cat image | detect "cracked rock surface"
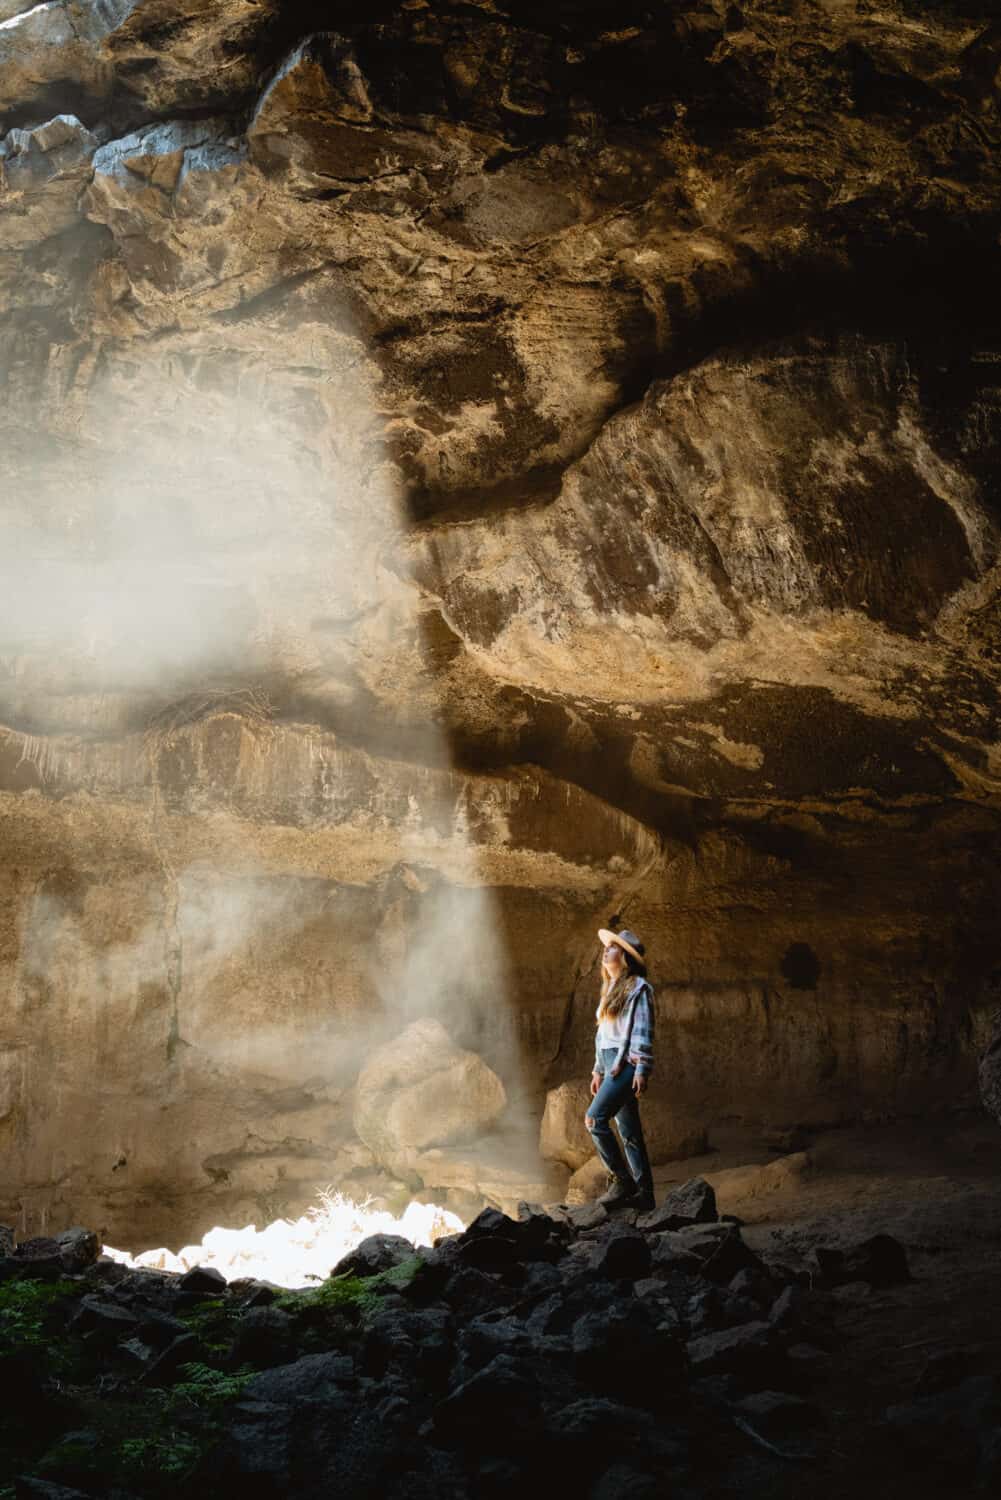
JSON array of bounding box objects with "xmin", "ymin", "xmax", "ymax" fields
[{"xmin": 1, "ymin": 0, "xmax": 1000, "ymax": 1243}]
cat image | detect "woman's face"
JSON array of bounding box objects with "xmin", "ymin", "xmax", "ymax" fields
[{"xmin": 604, "ymin": 942, "xmax": 625, "ymax": 975}]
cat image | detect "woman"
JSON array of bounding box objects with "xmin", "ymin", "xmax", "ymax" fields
[{"xmin": 584, "ymin": 926, "xmax": 656, "ymax": 1212}]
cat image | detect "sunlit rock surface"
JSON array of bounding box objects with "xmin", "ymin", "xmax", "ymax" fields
[{"xmin": 1, "ymin": 0, "xmax": 1000, "ymax": 1244}]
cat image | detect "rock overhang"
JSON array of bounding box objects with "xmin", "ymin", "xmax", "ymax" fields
[{"xmin": 1, "ymin": 0, "xmax": 1000, "ymax": 1235}]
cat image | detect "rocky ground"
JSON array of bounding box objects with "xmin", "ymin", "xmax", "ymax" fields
[
  {"xmin": 3, "ymin": 0, "xmax": 1001, "ymax": 1235},
  {"xmin": 2, "ymin": 1116, "xmax": 999, "ymax": 1500}
]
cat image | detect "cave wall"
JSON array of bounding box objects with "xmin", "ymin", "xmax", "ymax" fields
[{"xmin": 2, "ymin": 0, "xmax": 1001, "ymax": 1242}]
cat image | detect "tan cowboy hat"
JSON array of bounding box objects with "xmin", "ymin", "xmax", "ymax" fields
[{"xmin": 597, "ymin": 927, "xmax": 646, "ymax": 966}]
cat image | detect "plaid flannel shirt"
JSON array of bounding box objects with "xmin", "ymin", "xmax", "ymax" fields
[{"xmin": 593, "ymin": 978, "xmax": 655, "ymax": 1080}]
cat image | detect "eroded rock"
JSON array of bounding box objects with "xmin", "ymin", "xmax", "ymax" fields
[{"xmin": 353, "ymin": 1018, "xmax": 507, "ymax": 1175}]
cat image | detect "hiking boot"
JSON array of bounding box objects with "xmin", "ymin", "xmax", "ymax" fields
[
  {"xmin": 631, "ymin": 1188, "xmax": 656, "ymax": 1214},
  {"xmin": 598, "ymin": 1178, "xmax": 637, "ymax": 1209}
]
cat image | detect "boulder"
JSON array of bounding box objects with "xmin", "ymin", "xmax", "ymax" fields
[
  {"xmin": 331, "ymin": 1234, "xmax": 415, "ymax": 1280},
  {"xmin": 69, "ymin": 1296, "xmax": 139, "ymax": 1340},
  {"xmin": 567, "ymin": 1156, "xmax": 608, "ymax": 1205},
  {"xmin": 573, "ymin": 1300, "xmax": 686, "ymax": 1404},
  {"xmin": 433, "ymin": 1353, "xmax": 542, "ymax": 1448},
  {"xmin": 637, "ymin": 1177, "xmax": 717, "ymax": 1232},
  {"xmin": 565, "ymin": 1201, "xmax": 609, "ymax": 1232},
  {"xmin": 664, "ymin": 1223, "xmax": 762, "ymax": 1285},
  {"xmin": 812, "ymin": 1234, "xmax": 910, "ymax": 1289},
  {"xmin": 707, "ymin": 1153, "xmax": 814, "ymax": 1219},
  {"xmin": 540, "ymin": 1082, "xmax": 595, "ymax": 1171},
  {"xmin": 412, "ymin": 1141, "xmax": 569, "ymax": 1215},
  {"xmin": 229, "ymin": 1306, "xmax": 296, "ymax": 1369},
  {"xmin": 140, "ymin": 1332, "xmax": 201, "ymax": 1385},
  {"xmin": 589, "ymin": 1228, "xmax": 652, "ymax": 1282},
  {"xmin": 354, "ymin": 1019, "xmax": 506, "ymax": 1176},
  {"xmin": 179, "ymin": 1264, "xmax": 228, "ymax": 1295},
  {"xmin": 246, "ymin": 1351, "xmax": 356, "ymax": 1405},
  {"xmin": 540, "ymin": 1080, "xmax": 707, "ymax": 1173},
  {"xmin": 12, "ymin": 1226, "xmax": 100, "ymax": 1276}
]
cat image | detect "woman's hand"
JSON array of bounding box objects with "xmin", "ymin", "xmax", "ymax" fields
[
  {"xmin": 590, "ymin": 1071, "xmax": 602, "ymax": 1097},
  {"xmin": 632, "ymin": 1073, "xmax": 648, "ymax": 1096}
]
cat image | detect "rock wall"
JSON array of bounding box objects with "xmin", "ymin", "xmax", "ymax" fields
[{"xmin": 1, "ymin": 0, "xmax": 1000, "ymax": 1244}]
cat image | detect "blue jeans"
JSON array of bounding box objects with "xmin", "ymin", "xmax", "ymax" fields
[{"xmin": 585, "ymin": 1047, "xmax": 653, "ymax": 1189}]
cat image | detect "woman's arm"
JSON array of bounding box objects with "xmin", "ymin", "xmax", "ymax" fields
[{"xmin": 628, "ymin": 984, "xmax": 655, "ymax": 1080}]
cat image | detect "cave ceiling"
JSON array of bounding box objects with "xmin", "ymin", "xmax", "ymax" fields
[{"xmin": 2, "ymin": 0, "xmax": 1000, "ymax": 837}]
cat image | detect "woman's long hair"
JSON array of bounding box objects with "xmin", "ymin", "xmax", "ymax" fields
[{"xmin": 598, "ymin": 946, "xmax": 647, "ymax": 1020}]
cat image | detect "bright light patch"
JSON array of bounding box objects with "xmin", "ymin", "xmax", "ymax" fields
[
  {"xmin": 104, "ymin": 1190, "xmax": 465, "ymax": 1289},
  {"xmin": 0, "ymin": 3, "xmax": 59, "ymax": 31}
]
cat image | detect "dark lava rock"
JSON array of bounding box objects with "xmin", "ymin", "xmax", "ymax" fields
[
  {"xmin": 457, "ymin": 1233, "xmax": 519, "ymax": 1272},
  {"xmin": 573, "ymin": 1299, "xmax": 686, "ymax": 1405},
  {"xmin": 768, "ymin": 1284, "xmax": 806, "ymax": 1329},
  {"xmin": 523, "ymin": 1269, "xmax": 623, "ymax": 1337},
  {"xmin": 649, "ymin": 1236, "xmax": 704, "ymax": 1277},
  {"xmin": 12, "ymin": 1228, "xmax": 100, "ymax": 1277},
  {"xmin": 178, "ymin": 1264, "xmax": 228, "ymax": 1295},
  {"xmin": 140, "ymin": 1331, "xmax": 200, "ymax": 1385},
  {"xmin": 436, "ymin": 1265, "xmax": 512, "ymax": 1316},
  {"xmin": 52, "ymin": 1228, "xmax": 100, "ymax": 1273},
  {"xmin": 666, "ymin": 1223, "xmax": 762, "ymax": 1285},
  {"xmin": 69, "ymin": 1294, "xmax": 139, "ymax": 1340},
  {"xmin": 591, "ymin": 1228, "xmax": 652, "ymax": 1281},
  {"xmin": 330, "ymin": 1232, "xmax": 415, "ymax": 1279},
  {"xmin": 589, "ymin": 1466, "xmax": 661, "ymax": 1500},
  {"xmin": 433, "ymin": 1352, "xmax": 542, "ymax": 1448},
  {"xmin": 729, "ymin": 1267, "xmax": 773, "ymax": 1307},
  {"xmin": 452, "ymin": 1207, "xmax": 567, "ymax": 1269},
  {"xmin": 454, "ymin": 1314, "xmax": 532, "ymax": 1384},
  {"xmin": 813, "ymin": 1233, "xmax": 910, "ymax": 1288},
  {"xmin": 136, "ymin": 1306, "xmax": 189, "ymax": 1349},
  {"xmin": 733, "ymin": 1389, "xmax": 824, "ymax": 1437},
  {"xmin": 547, "ymin": 1396, "xmax": 687, "ymax": 1468},
  {"xmin": 230, "ymin": 1305, "xmax": 296, "ymax": 1369},
  {"xmin": 361, "ymin": 1301, "xmax": 453, "ymax": 1390},
  {"xmin": 686, "ymin": 1320, "xmax": 786, "ymax": 1387},
  {"xmin": 637, "ymin": 1178, "xmax": 718, "ymax": 1232},
  {"xmin": 687, "ymin": 1286, "xmax": 725, "ymax": 1334},
  {"xmin": 566, "ymin": 1204, "xmax": 609, "ymax": 1232},
  {"xmin": 247, "ymin": 1351, "xmax": 356, "ymax": 1404},
  {"xmin": 232, "ymin": 1279, "xmax": 279, "ymax": 1308}
]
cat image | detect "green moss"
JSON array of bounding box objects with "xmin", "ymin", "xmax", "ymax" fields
[
  {"xmin": 117, "ymin": 1431, "xmax": 202, "ymax": 1479},
  {"xmin": 34, "ymin": 1362, "xmax": 255, "ymax": 1492},
  {"xmin": 178, "ymin": 1296, "xmax": 237, "ymax": 1355},
  {"xmin": 170, "ymin": 1362, "xmax": 255, "ymax": 1410},
  {"xmin": 276, "ymin": 1255, "xmax": 426, "ymax": 1315},
  {"xmin": 275, "ymin": 1272, "xmax": 373, "ymax": 1314},
  {"xmin": 0, "ymin": 1278, "xmax": 77, "ymax": 1351}
]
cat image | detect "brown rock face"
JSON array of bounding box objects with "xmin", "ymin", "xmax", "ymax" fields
[{"xmin": 1, "ymin": 1, "xmax": 1000, "ymax": 1244}]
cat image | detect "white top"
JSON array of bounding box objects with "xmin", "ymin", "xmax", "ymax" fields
[{"xmin": 595, "ymin": 977, "xmax": 639, "ymax": 1049}]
